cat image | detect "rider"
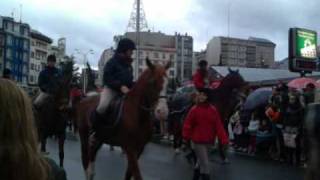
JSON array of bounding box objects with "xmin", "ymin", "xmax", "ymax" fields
[
  {"xmin": 192, "ymin": 60, "xmax": 210, "ymax": 90},
  {"xmin": 92, "ymin": 38, "xmax": 136, "ymax": 129},
  {"xmin": 34, "ymin": 54, "xmax": 62, "ymax": 108}
]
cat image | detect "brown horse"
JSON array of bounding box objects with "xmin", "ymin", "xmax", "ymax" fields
[
  {"xmin": 33, "ymin": 60, "xmax": 74, "ymax": 167},
  {"xmin": 75, "ymin": 59, "xmax": 170, "ymax": 180}
]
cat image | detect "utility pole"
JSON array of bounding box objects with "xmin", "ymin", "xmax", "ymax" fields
[
  {"xmin": 127, "ymin": 0, "xmax": 148, "ymax": 79},
  {"xmin": 136, "ymin": 0, "xmax": 140, "ymax": 79}
]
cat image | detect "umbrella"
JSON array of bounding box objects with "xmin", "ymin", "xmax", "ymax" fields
[
  {"xmin": 288, "ymin": 77, "xmax": 319, "ymax": 89},
  {"xmin": 243, "ymin": 87, "xmax": 272, "ymax": 110}
]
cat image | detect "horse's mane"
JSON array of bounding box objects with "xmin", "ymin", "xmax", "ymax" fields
[{"xmin": 128, "ymin": 69, "xmax": 151, "ymax": 97}]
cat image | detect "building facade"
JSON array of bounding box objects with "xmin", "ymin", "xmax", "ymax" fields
[
  {"xmin": 0, "ymin": 16, "xmax": 30, "ymax": 87},
  {"xmin": 114, "ymin": 31, "xmax": 193, "ymax": 82},
  {"xmin": 50, "ymin": 37, "xmax": 68, "ymax": 64},
  {"xmin": 206, "ymin": 36, "xmax": 276, "ymax": 68},
  {"xmin": 29, "ymin": 30, "xmax": 52, "ymax": 86}
]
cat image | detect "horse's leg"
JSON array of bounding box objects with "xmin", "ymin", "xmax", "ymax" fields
[
  {"xmin": 124, "ymin": 147, "xmax": 144, "ymax": 180},
  {"xmin": 40, "ymin": 133, "xmax": 47, "ymax": 153},
  {"xmin": 86, "ymin": 135, "xmax": 102, "ymax": 180},
  {"xmin": 58, "ymin": 134, "xmax": 65, "ymax": 167}
]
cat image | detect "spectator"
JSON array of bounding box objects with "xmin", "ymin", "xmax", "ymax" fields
[
  {"xmin": 2, "ymin": 68, "xmax": 12, "ymax": 80},
  {"xmin": 283, "ymin": 92, "xmax": 304, "ymax": 165},
  {"xmin": 0, "ymin": 79, "xmax": 67, "ymax": 180},
  {"xmin": 183, "ymin": 89, "xmax": 228, "ymax": 180}
]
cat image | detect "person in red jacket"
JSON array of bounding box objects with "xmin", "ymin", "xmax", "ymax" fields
[
  {"xmin": 183, "ymin": 89, "xmax": 228, "ymax": 180},
  {"xmin": 192, "ymin": 60, "xmax": 209, "ymax": 90}
]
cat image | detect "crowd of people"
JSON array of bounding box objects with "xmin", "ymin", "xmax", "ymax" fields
[{"xmin": 229, "ymin": 82, "xmax": 316, "ymax": 166}]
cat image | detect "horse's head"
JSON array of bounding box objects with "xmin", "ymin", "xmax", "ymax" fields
[
  {"xmin": 130, "ymin": 58, "xmax": 170, "ymax": 106},
  {"xmin": 55, "ymin": 60, "xmax": 75, "ymax": 110},
  {"xmin": 220, "ymin": 68, "xmax": 248, "ymax": 91},
  {"xmin": 215, "ymin": 68, "xmax": 248, "ymax": 118}
]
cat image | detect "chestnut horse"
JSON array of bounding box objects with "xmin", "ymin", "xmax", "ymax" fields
[{"xmin": 75, "ymin": 59, "xmax": 170, "ymax": 180}]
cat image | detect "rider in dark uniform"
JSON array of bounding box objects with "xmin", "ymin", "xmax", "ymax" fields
[
  {"xmin": 92, "ymin": 38, "xmax": 136, "ymax": 130},
  {"xmin": 34, "ymin": 55, "xmax": 62, "ymax": 108}
]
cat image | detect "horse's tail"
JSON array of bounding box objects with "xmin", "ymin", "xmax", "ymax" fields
[{"xmin": 79, "ymin": 120, "xmax": 90, "ymax": 170}]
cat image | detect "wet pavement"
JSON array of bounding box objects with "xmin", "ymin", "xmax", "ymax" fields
[{"xmin": 47, "ymin": 134, "xmax": 304, "ymax": 180}]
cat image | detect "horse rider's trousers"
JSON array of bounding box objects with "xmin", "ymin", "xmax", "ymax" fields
[
  {"xmin": 97, "ymin": 86, "xmax": 116, "ymax": 114},
  {"xmin": 34, "ymin": 92, "xmax": 50, "ymax": 107}
]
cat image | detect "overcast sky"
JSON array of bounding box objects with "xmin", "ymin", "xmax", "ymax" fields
[{"xmin": 1, "ymin": 0, "xmax": 319, "ymax": 67}]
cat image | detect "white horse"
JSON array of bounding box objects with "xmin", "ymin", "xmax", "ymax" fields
[{"xmin": 154, "ymin": 79, "xmax": 169, "ymax": 138}]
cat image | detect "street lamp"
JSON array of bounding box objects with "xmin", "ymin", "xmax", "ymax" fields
[{"xmin": 75, "ymin": 49, "xmax": 94, "ymax": 94}]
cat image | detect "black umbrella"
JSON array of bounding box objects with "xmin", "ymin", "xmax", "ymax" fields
[{"xmin": 243, "ymin": 88, "xmax": 272, "ymax": 110}]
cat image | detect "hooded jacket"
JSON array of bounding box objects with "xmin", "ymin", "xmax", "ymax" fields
[{"xmin": 183, "ymin": 103, "xmax": 228, "ymax": 145}]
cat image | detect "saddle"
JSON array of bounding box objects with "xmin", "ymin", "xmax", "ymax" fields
[{"xmin": 91, "ymin": 96, "xmax": 125, "ymax": 131}]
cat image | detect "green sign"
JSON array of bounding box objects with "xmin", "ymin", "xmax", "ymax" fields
[{"xmin": 295, "ymin": 29, "xmax": 317, "ymax": 59}]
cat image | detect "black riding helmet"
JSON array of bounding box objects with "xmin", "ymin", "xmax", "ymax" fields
[
  {"xmin": 116, "ymin": 38, "xmax": 136, "ymax": 53},
  {"xmin": 198, "ymin": 60, "xmax": 208, "ymax": 67}
]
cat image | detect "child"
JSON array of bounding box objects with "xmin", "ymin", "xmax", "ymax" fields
[{"xmin": 183, "ymin": 89, "xmax": 228, "ymax": 180}]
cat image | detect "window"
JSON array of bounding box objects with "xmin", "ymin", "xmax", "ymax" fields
[
  {"xmin": 24, "ymin": 40, "xmax": 29, "ymax": 50},
  {"xmin": 162, "ymin": 53, "xmax": 166, "ymax": 59},
  {"xmin": 23, "ymin": 52, "xmax": 28, "ymax": 62},
  {"xmin": 5, "ymin": 61, "xmax": 11, "ymax": 69},
  {"xmin": 6, "ymin": 35, "xmax": 12, "ymax": 46},
  {"xmin": 20, "ymin": 27, "xmax": 25, "ymax": 35},
  {"xmin": 31, "ymin": 63, "xmax": 34, "ymax": 70},
  {"xmin": 170, "ymin": 54, "xmax": 174, "ymax": 60},
  {"xmin": 0, "ymin": 35, "xmax": 4, "ymax": 46},
  {"xmin": 6, "ymin": 49, "xmax": 12, "ymax": 59},
  {"xmin": 0, "ymin": 49, "xmax": 2, "ymax": 57},
  {"xmin": 29, "ymin": 75, "xmax": 34, "ymax": 83},
  {"xmin": 14, "ymin": 24, "xmax": 19, "ymax": 33},
  {"xmin": 169, "ymin": 70, "xmax": 174, "ymax": 76},
  {"xmin": 31, "ymin": 52, "xmax": 34, "ymax": 58},
  {"xmin": 154, "ymin": 52, "xmax": 159, "ymax": 58}
]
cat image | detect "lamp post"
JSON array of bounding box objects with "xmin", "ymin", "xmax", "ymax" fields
[{"xmin": 75, "ymin": 49, "xmax": 94, "ymax": 94}]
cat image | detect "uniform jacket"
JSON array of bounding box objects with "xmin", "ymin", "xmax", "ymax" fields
[
  {"xmin": 192, "ymin": 69, "xmax": 208, "ymax": 90},
  {"xmin": 103, "ymin": 54, "xmax": 134, "ymax": 92},
  {"xmin": 38, "ymin": 66, "xmax": 62, "ymax": 94}
]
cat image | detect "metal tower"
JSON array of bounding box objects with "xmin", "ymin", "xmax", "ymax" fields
[
  {"xmin": 127, "ymin": 0, "xmax": 148, "ymax": 32},
  {"xmin": 126, "ymin": 0, "xmax": 149, "ymax": 79}
]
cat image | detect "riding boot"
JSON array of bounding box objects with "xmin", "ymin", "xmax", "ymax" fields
[
  {"xmin": 192, "ymin": 168, "xmax": 201, "ymax": 180},
  {"xmin": 200, "ymin": 174, "xmax": 210, "ymax": 180},
  {"xmin": 91, "ymin": 110, "xmax": 104, "ymax": 132}
]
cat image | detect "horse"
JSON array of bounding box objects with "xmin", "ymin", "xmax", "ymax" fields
[
  {"xmin": 33, "ymin": 60, "xmax": 74, "ymax": 167},
  {"xmin": 168, "ymin": 68, "xmax": 247, "ymax": 158},
  {"xmin": 75, "ymin": 58, "xmax": 170, "ymax": 180}
]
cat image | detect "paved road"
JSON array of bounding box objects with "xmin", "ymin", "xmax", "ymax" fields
[{"xmin": 47, "ymin": 135, "xmax": 304, "ymax": 180}]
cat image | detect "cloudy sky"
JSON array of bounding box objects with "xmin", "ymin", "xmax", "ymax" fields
[{"xmin": 1, "ymin": 0, "xmax": 319, "ymax": 67}]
